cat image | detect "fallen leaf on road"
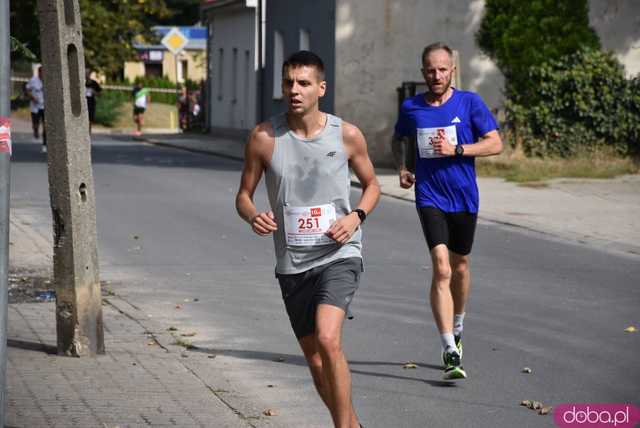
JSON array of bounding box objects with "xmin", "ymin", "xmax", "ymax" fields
[
  {"xmin": 131, "ymin": 235, "xmax": 139, "ymax": 240},
  {"xmin": 263, "ymin": 409, "xmax": 278, "ymax": 416},
  {"xmin": 403, "ymin": 362, "xmax": 418, "ymax": 369},
  {"xmin": 181, "ymin": 332, "xmax": 197, "ymax": 337},
  {"xmin": 267, "ymin": 384, "xmax": 275, "ymax": 388},
  {"xmin": 193, "ymin": 298, "xmax": 200, "ymax": 302},
  {"xmin": 624, "ymin": 326, "xmax": 637, "ymax": 333},
  {"xmin": 146, "ymin": 340, "xmax": 156, "ymax": 346},
  {"xmin": 531, "ymin": 401, "xmax": 543, "ymax": 410},
  {"xmin": 521, "ymin": 400, "xmax": 532, "ymax": 407},
  {"xmin": 539, "ymin": 406, "xmax": 553, "ymax": 415},
  {"xmin": 167, "ymin": 326, "xmax": 178, "ymax": 332},
  {"xmin": 175, "ymin": 304, "xmax": 182, "ymax": 309},
  {"xmin": 208, "ymin": 355, "xmax": 216, "ymax": 359},
  {"xmin": 184, "ymin": 298, "xmax": 191, "ymax": 302},
  {"xmin": 522, "ymin": 367, "xmax": 532, "ymax": 374}
]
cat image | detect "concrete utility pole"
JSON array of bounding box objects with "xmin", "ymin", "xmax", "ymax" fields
[
  {"xmin": 1, "ymin": 0, "xmax": 11, "ymax": 422},
  {"xmin": 37, "ymin": 0, "xmax": 104, "ymax": 356}
]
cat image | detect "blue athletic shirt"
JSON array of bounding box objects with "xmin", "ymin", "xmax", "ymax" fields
[{"xmin": 394, "ymin": 88, "xmax": 498, "ymax": 213}]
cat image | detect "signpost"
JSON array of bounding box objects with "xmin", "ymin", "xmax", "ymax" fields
[{"xmin": 161, "ymin": 27, "xmax": 189, "ymax": 85}]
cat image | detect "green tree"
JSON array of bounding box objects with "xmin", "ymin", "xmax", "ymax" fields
[
  {"xmin": 10, "ymin": 0, "xmax": 172, "ymax": 78},
  {"xmin": 476, "ymin": 0, "xmax": 600, "ymax": 102},
  {"xmin": 159, "ymin": 0, "xmax": 202, "ymax": 26}
]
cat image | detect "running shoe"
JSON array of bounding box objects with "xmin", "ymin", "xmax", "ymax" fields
[
  {"xmin": 455, "ymin": 333, "xmax": 463, "ymax": 360},
  {"xmin": 442, "ymin": 348, "xmax": 467, "ymax": 380}
]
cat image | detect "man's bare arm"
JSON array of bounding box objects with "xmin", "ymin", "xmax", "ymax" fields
[
  {"xmin": 326, "ymin": 122, "xmax": 380, "ymax": 244},
  {"xmin": 391, "ymin": 133, "xmax": 408, "ymax": 172},
  {"xmin": 460, "ymin": 130, "xmax": 503, "ymax": 157},
  {"xmin": 391, "ymin": 133, "xmax": 416, "ymax": 189},
  {"xmin": 432, "ymin": 129, "xmax": 503, "ymax": 157},
  {"xmin": 235, "ymin": 123, "xmax": 278, "ymax": 235}
]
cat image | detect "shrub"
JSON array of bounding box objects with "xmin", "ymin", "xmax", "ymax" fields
[
  {"xmin": 507, "ymin": 49, "xmax": 640, "ymax": 157},
  {"xmin": 94, "ymin": 89, "xmax": 130, "ymax": 127},
  {"xmin": 476, "ymin": 0, "xmax": 600, "ymax": 102}
]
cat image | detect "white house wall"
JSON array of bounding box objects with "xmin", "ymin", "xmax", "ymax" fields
[
  {"xmin": 208, "ymin": 8, "xmax": 257, "ymax": 131},
  {"xmin": 334, "ymin": 0, "xmax": 640, "ymax": 166},
  {"xmin": 589, "ymin": 0, "xmax": 640, "ymax": 78},
  {"xmin": 334, "ymin": 0, "xmax": 502, "ymax": 166}
]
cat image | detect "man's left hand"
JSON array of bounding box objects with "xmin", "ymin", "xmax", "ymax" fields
[
  {"xmin": 432, "ymin": 129, "xmax": 455, "ymax": 156},
  {"xmin": 325, "ymin": 212, "xmax": 360, "ymax": 244}
]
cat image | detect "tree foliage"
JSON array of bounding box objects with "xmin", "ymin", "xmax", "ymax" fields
[
  {"xmin": 476, "ymin": 0, "xmax": 600, "ymax": 102},
  {"xmin": 10, "ymin": 0, "xmax": 194, "ymax": 78},
  {"xmin": 508, "ymin": 49, "xmax": 640, "ymax": 157}
]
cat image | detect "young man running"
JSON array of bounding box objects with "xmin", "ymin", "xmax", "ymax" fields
[
  {"xmin": 236, "ymin": 51, "xmax": 380, "ymax": 427},
  {"xmin": 391, "ymin": 42, "xmax": 502, "ymax": 380}
]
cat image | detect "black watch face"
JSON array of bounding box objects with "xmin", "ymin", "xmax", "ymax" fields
[{"xmin": 456, "ymin": 145, "xmax": 463, "ymax": 155}]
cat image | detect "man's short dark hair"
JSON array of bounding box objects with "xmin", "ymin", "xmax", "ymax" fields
[
  {"xmin": 421, "ymin": 42, "xmax": 453, "ymax": 65},
  {"xmin": 282, "ymin": 50, "xmax": 325, "ymax": 80}
]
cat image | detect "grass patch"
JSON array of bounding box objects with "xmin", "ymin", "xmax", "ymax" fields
[
  {"xmin": 110, "ymin": 101, "xmax": 178, "ymax": 130},
  {"xmin": 95, "ymin": 90, "xmax": 129, "ymax": 127},
  {"xmin": 476, "ymin": 147, "xmax": 639, "ymax": 183}
]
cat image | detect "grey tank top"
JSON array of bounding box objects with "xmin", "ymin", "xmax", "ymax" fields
[{"xmin": 265, "ymin": 112, "xmax": 362, "ymax": 274}]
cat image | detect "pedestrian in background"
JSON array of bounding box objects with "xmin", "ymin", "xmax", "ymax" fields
[
  {"xmin": 26, "ymin": 66, "xmax": 46, "ymax": 152},
  {"xmin": 85, "ymin": 70, "xmax": 102, "ymax": 135},
  {"xmin": 132, "ymin": 83, "xmax": 150, "ymax": 136}
]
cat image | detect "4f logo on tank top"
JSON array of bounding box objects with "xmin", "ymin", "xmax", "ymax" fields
[{"xmin": 326, "ymin": 151, "xmax": 336, "ymax": 157}]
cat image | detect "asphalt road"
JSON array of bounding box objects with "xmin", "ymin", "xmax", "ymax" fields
[{"xmin": 10, "ymin": 133, "xmax": 640, "ymax": 428}]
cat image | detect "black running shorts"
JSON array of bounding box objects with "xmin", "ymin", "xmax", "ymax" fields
[
  {"xmin": 417, "ymin": 206, "xmax": 478, "ymax": 255},
  {"xmin": 276, "ymin": 257, "xmax": 362, "ymax": 339}
]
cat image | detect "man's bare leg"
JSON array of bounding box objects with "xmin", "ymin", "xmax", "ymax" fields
[
  {"xmin": 299, "ymin": 335, "xmax": 333, "ymax": 410},
  {"xmin": 311, "ymin": 304, "xmax": 359, "ymax": 428},
  {"xmin": 429, "ymin": 244, "xmax": 454, "ymax": 334},
  {"xmin": 449, "ymin": 252, "xmax": 470, "ymax": 317}
]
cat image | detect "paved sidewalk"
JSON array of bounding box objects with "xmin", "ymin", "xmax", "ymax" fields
[
  {"xmin": 141, "ymin": 132, "xmax": 640, "ymax": 258},
  {"xmin": 7, "ymin": 207, "xmax": 282, "ymax": 428},
  {"xmin": 7, "ymin": 300, "xmax": 258, "ymax": 428}
]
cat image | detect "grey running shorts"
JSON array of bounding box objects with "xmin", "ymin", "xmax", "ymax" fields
[{"xmin": 276, "ymin": 257, "xmax": 363, "ymax": 339}]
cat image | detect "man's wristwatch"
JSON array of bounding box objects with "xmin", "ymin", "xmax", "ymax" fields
[
  {"xmin": 351, "ymin": 208, "xmax": 366, "ymax": 224},
  {"xmin": 455, "ymin": 144, "xmax": 464, "ymax": 157}
]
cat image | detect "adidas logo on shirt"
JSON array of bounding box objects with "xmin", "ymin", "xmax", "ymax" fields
[{"xmin": 451, "ymin": 117, "xmax": 461, "ymax": 123}]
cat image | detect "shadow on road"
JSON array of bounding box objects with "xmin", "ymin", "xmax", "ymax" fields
[
  {"xmin": 191, "ymin": 346, "xmax": 456, "ymax": 387},
  {"xmin": 10, "ymin": 133, "xmax": 240, "ymax": 173}
]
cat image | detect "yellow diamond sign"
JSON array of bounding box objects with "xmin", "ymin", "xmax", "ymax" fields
[{"xmin": 161, "ymin": 28, "xmax": 188, "ymax": 55}]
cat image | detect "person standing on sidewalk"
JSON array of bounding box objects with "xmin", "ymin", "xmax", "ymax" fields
[
  {"xmin": 26, "ymin": 66, "xmax": 46, "ymax": 152},
  {"xmin": 391, "ymin": 42, "xmax": 502, "ymax": 380},
  {"xmin": 236, "ymin": 50, "xmax": 380, "ymax": 428},
  {"xmin": 85, "ymin": 70, "xmax": 102, "ymax": 135},
  {"xmin": 132, "ymin": 83, "xmax": 150, "ymax": 136}
]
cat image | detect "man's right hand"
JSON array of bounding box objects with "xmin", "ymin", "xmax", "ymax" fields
[
  {"xmin": 251, "ymin": 211, "xmax": 278, "ymax": 236},
  {"xmin": 399, "ymin": 169, "xmax": 415, "ymax": 189}
]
